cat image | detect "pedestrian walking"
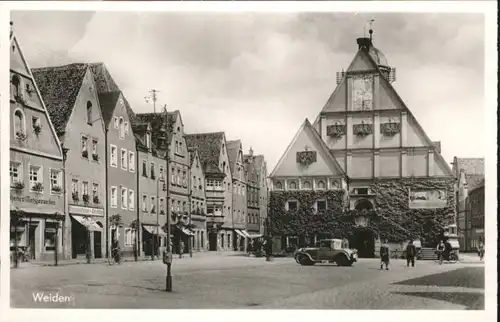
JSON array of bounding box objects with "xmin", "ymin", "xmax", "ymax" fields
[
  {"xmin": 406, "ymin": 240, "xmax": 417, "ymax": 267},
  {"xmin": 477, "ymin": 238, "xmax": 484, "ymax": 261},
  {"xmin": 380, "ymin": 239, "xmax": 390, "ymax": 270},
  {"xmin": 179, "ymin": 240, "xmax": 185, "ymax": 259}
]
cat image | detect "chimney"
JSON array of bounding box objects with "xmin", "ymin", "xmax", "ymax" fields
[{"xmin": 356, "ymin": 37, "xmax": 372, "ymax": 51}]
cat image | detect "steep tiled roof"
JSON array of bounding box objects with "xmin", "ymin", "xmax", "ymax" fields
[
  {"xmin": 97, "ymin": 91, "xmax": 122, "ymax": 126},
  {"xmin": 88, "ymin": 62, "xmax": 137, "ymax": 123},
  {"xmin": 31, "ymin": 63, "xmax": 88, "ymax": 135},
  {"xmin": 226, "ymin": 140, "xmax": 241, "ymax": 174},
  {"xmin": 135, "ymin": 111, "xmax": 176, "ymax": 135},
  {"xmin": 185, "ymin": 132, "xmax": 225, "ymax": 174},
  {"xmin": 466, "ymin": 174, "xmax": 485, "ymax": 191}
]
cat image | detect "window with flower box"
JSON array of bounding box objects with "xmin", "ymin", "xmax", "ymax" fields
[
  {"xmin": 81, "ymin": 136, "xmax": 88, "ymax": 158},
  {"xmin": 72, "ymin": 179, "xmax": 79, "ymax": 201},
  {"xmin": 10, "ymin": 162, "xmax": 22, "ymax": 187},
  {"xmin": 29, "ymin": 165, "xmax": 43, "ymax": 192},
  {"xmin": 92, "ymin": 139, "xmax": 99, "ymax": 161},
  {"xmin": 92, "ymin": 183, "xmax": 99, "ymax": 204},
  {"xmin": 82, "ymin": 181, "xmax": 89, "ymax": 203},
  {"xmin": 159, "ymin": 198, "xmax": 165, "ymax": 215},
  {"xmin": 50, "ymin": 169, "xmax": 62, "ymax": 194}
]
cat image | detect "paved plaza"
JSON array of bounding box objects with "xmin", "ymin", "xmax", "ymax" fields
[{"xmin": 11, "ymin": 252, "xmax": 484, "ymax": 309}]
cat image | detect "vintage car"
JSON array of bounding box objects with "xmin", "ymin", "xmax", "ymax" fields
[{"xmin": 294, "ymin": 239, "xmax": 358, "ymax": 266}]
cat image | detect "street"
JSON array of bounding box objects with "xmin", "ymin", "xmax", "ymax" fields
[{"xmin": 11, "ymin": 253, "xmax": 484, "ymax": 309}]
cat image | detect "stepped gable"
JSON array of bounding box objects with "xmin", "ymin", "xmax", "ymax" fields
[
  {"xmin": 185, "ymin": 132, "xmax": 225, "ymax": 174},
  {"xmin": 32, "ymin": 63, "xmax": 88, "ymax": 135}
]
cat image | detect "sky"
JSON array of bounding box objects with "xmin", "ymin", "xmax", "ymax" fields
[{"xmin": 11, "ymin": 11, "xmax": 485, "ymax": 172}]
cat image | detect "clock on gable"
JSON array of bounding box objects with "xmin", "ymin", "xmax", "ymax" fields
[{"xmin": 352, "ymin": 74, "xmax": 374, "ymax": 111}]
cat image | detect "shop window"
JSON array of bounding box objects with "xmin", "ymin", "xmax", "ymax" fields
[
  {"xmin": 121, "ymin": 149, "xmax": 128, "ymax": 170},
  {"xmin": 10, "ymin": 162, "xmax": 22, "ymax": 186},
  {"xmin": 44, "ymin": 223, "xmax": 58, "ymax": 251},
  {"xmin": 110, "ymin": 186, "xmax": 117, "ymax": 208}
]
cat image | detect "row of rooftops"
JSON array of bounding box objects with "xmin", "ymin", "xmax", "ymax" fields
[{"xmin": 26, "ymin": 56, "xmax": 265, "ymax": 180}]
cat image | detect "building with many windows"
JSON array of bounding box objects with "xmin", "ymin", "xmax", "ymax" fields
[
  {"xmin": 185, "ymin": 132, "xmax": 233, "ymax": 251},
  {"xmin": 243, "ymin": 148, "xmax": 262, "ymax": 241},
  {"xmin": 270, "ymin": 31, "xmax": 456, "ymax": 257},
  {"xmin": 98, "ymin": 91, "xmax": 137, "ymax": 257},
  {"xmin": 9, "ymin": 29, "xmax": 65, "ymax": 261},
  {"xmin": 188, "ymin": 147, "xmax": 208, "ymax": 251},
  {"xmin": 32, "ymin": 64, "xmax": 107, "ymax": 261},
  {"xmin": 253, "ymin": 154, "xmax": 269, "ymax": 236},
  {"xmin": 464, "ymin": 180, "xmax": 485, "ymax": 252},
  {"xmin": 227, "ymin": 140, "xmax": 248, "ymax": 250}
]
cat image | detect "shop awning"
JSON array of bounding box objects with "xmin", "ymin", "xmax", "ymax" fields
[
  {"xmin": 247, "ymin": 233, "xmax": 263, "ymax": 239},
  {"xmin": 142, "ymin": 225, "xmax": 167, "ymax": 237},
  {"xmin": 71, "ymin": 215, "xmax": 102, "ymax": 232},
  {"xmin": 180, "ymin": 227, "xmax": 195, "ymax": 236},
  {"xmin": 234, "ymin": 229, "xmax": 246, "ymax": 238},
  {"xmin": 239, "ymin": 230, "xmax": 251, "ymax": 238}
]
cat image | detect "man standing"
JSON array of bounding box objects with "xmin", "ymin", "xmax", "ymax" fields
[
  {"xmin": 380, "ymin": 239, "xmax": 390, "ymax": 270},
  {"xmin": 406, "ymin": 240, "xmax": 417, "ymax": 267}
]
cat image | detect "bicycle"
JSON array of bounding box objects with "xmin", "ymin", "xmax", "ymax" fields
[
  {"xmin": 108, "ymin": 248, "xmax": 123, "ymax": 265},
  {"xmin": 435, "ymin": 250, "xmax": 458, "ymax": 264}
]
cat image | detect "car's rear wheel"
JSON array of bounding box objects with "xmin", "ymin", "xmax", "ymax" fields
[
  {"xmin": 335, "ymin": 255, "xmax": 353, "ymax": 266},
  {"xmin": 298, "ymin": 255, "xmax": 315, "ymax": 266}
]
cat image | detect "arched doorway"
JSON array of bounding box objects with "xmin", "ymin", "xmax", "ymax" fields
[
  {"xmin": 94, "ymin": 221, "xmax": 103, "ymax": 258},
  {"xmin": 350, "ymin": 199, "xmax": 376, "ymax": 258}
]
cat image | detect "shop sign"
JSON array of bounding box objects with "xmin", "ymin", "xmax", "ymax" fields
[
  {"xmin": 69, "ymin": 205, "xmax": 104, "ymax": 217},
  {"xmin": 409, "ymin": 189, "xmax": 447, "ymax": 209},
  {"xmin": 11, "ymin": 195, "xmax": 56, "ymax": 206}
]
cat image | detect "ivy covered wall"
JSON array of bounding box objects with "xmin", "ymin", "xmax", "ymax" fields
[{"xmin": 268, "ymin": 177, "xmax": 456, "ymax": 246}]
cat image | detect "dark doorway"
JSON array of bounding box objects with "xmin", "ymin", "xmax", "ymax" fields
[
  {"xmin": 71, "ymin": 217, "xmax": 88, "ymax": 259},
  {"xmin": 355, "ymin": 199, "xmax": 374, "ymax": 211},
  {"xmin": 350, "ymin": 228, "xmax": 376, "ymax": 258},
  {"xmin": 28, "ymin": 224, "xmax": 37, "ymax": 260},
  {"xmin": 209, "ymin": 233, "xmax": 217, "ymax": 251}
]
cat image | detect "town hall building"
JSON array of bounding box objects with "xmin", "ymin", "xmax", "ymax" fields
[{"xmin": 269, "ymin": 31, "xmax": 456, "ymax": 257}]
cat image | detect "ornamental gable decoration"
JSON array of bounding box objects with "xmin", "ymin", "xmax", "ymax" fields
[{"xmin": 296, "ymin": 150, "xmax": 317, "ymax": 166}]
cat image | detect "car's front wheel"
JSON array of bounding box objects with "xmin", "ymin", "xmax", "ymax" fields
[
  {"xmin": 298, "ymin": 255, "xmax": 315, "ymax": 266},
  {"xmin": 335, "ymin": 255, "xmax": 353, "ymax": 267}
]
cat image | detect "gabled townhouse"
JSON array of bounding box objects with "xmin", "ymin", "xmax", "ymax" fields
[
  {"xmin": 227, "ymin": 140, "xmax": 248, "ymax": 251},
  {"xmin": 188, "ymin": 147, "xmax": 208, "ymax": 251},
  {"xmin": 185, "ymin": 132, "xmax": 233, "ymax": 251},
  {"xmin": 243, "ymin": 148, "xmax": 262, "ymax": 240},
  {"xmin": 253, "ymin": 155, "xmax": 269, "ymax": 235},
  {"xmin": 32, "ymin": 63, "xmax": 107, "ymax": 261},
  {"xmin": 452, "ymin": 157, "xmax": 485, "ymax": 251},
  {"xmin": 132, "ymin": 120, "xmax": 168, "ymax": 258},
  {"xmin": 9, "ymin": 28, "xmax": 65, "ymax": 261},
  {"xmin": 135, "ymin": 110, "xmax": 194, "ymax": 255},
  {"xmin": 97, "ymin": 91, "xmax": 137, "ymax": 258}
]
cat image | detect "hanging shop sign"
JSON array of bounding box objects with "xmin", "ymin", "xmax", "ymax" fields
[
  {"xmin": 69, "ymin": 205, "xmax": 104, "ymax": 217},
  {"xmin": 10, "ymin": 195, "xmax": 56, "ymax": 206}
]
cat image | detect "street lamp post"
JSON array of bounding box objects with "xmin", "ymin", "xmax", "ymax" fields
[{"xmin": 162, "ymin": 107, "xmax": 173, "ymax": 292}]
